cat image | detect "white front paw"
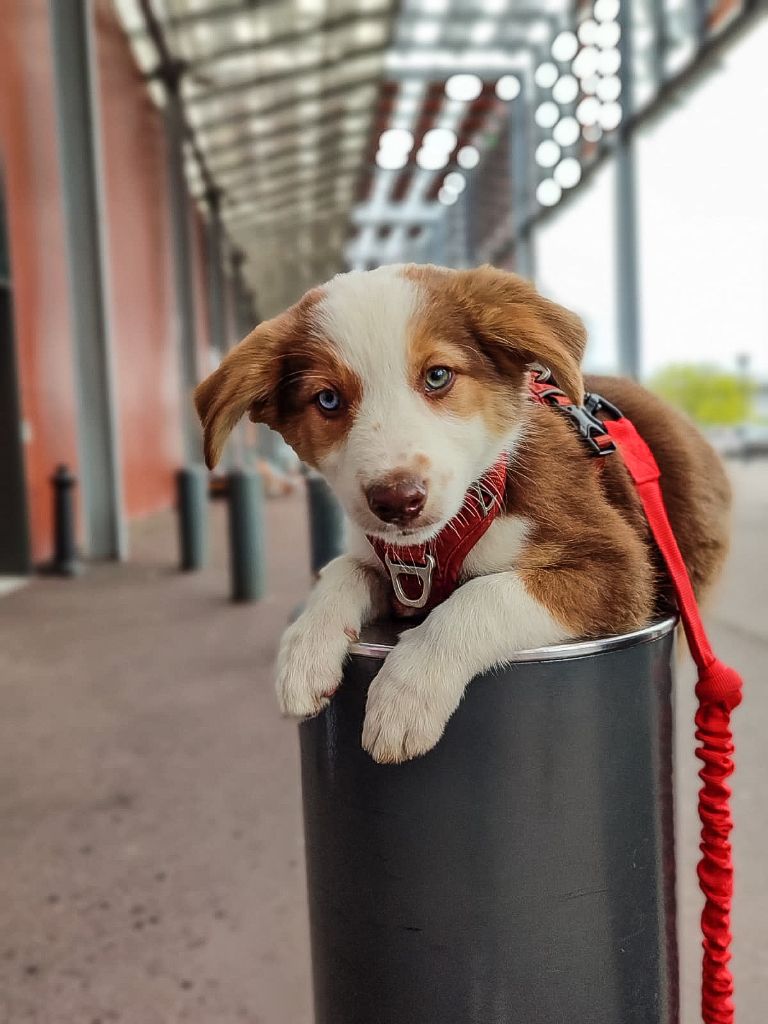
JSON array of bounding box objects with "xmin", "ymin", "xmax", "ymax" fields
[
  {"xmin": 275, "ymin": 616, "xmax": 353, "ymax": 718},
  {"xmin": 361, "ymin": 647, "xmax": 464, "ymax": 764}
]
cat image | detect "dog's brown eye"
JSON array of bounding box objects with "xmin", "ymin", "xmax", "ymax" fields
[
  {"xmin": 315, "ymin": 388, "xmax": 342, "ymax": 414},
  {"xmin": 424, "ymin": 366, "xmax": 453, "ymax": 392}
]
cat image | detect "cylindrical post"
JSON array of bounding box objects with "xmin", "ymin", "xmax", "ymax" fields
[
  {"xmin": 227, "ymin": 468, "xmax": 265, "ymax": 601},
  {"xmin": 305, "ymin": 471, "xmax": 345, "ymax": 576},
  {"xmin": 48, "ymin": 464, "xmax": 80, "ymax": 576},
  {"xmin": 176, "ymin": 465, "xmax": 208, "ymax": 571},
  {"xmin": 300, "ymin": 618, "xmax": 678, "ymax": 1024}
]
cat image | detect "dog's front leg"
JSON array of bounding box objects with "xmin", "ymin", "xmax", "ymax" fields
[
  {"xmin": 362, "ymin": 571, "xmax": 571, "ymax": 764},
  {"xmin": 276, "ymin": 555, "xmax": 386, "ymax": 718}
]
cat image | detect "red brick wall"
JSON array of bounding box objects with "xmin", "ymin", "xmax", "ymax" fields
[{"xmin": 0, "ymin": 1, "xmax": 80, "ymax": 562}]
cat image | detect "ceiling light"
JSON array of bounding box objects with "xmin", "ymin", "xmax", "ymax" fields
[
  {"xmin": 554, "ymin": 157, "xmax": 582, "ymax": 188},
  {"xmin": 572, "ymin": 46, "xmax": 600, "ymax": 79},
  {"xmin": 551, "ymin": 30, "xmax": 578, "ymax": 62},
  {"xmin": 438, "ymin": 187, "xmax": 458, "ymax": 205},
  {"xmin": 529, "ymin": 21, "xmax": 551, "ymax": 45},
  {"xmin": 596, "ymin": 76, "xmax": 621, "ymax": 102},
  {"xmin": 445, "ymin": 73, "xmax": 483, "ymax": 102},
  {"xmin": 412, "ymin": 21, "xmax": 441, "ymax": 45},
  {"xmin": 421, "ymin": 0, "xmax": 449, "ymax": 12},
  {"xmin": 495, "ymin": 74, "xmax": 521, "ymax": 101},
  {"xmin": 417, "ymin": 147, "xmax": 450, "ymax": 170},
  {"xmin": 422, "ymin": 127, "xmax": 458, "ymax": 151},
  {"xmin": 552, "ymin": 75, "xmax": 579, "ymax": 104},
  {"xmin": 535, "ymin": 140, "xmax": 561, "ymax": 168},
  {"xmin": 597, "ymin": 48, "xmax": 621, "ymax": 75},
  {"xmin": 598, "ymin": 101, "xmax": 622, "ymax": 131},
  {"xmin": 379, "ymin": 128, "xmax": 414, "ymax": 153},
  {"xmin": 376, "ymin": 149, "xmax": 409, "ymax": 170},
  {"xmin": 581, "ymin": 74, "xmax": 600, "ymax": 95},
  {"xmin": 444, "ymin": 171, "xmax": 467, "ymax": 194},
  {"xmin": 575, "ymin": 96, "xmax": 600, "ymax": 126},
  {"xmin": 534, "ymin": 62, "xmax": 559, "ymax": 89},
  {"xmin": 594, "ymin": 0, "xmax": 620, "ymax": 23},
  {"xmin": 471, "ymin": 21, "xmax": 496, "ymax": 45},
  {"xmin": 553, "ymin": 116, "xmax": 580, "ymax": 147},
  {"xmin": 535, "ymin": 101, "xmax": 560, "ymax": 128},
  {"xmin": 536, "ymin": 178, "xmax": 562, "ymax": 207},
  {"xmin": 582, "ymin": 123, "xmax": 603, "ymax": 143},
  {"xmin": 457, "ymin": 145, "xmax": 480, "ymax": 169},
  {"xmin": 577, "ymin": 19, "xmax": 598, "ymax": 45},
  {"xmin": 596, "ymin": 21, "xmax": 621, "ymax": 48}
]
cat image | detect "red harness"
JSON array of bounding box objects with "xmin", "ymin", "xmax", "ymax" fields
[{"xmin": 367, "ymin": 370, "xmax": 743, "ymax": 1024}]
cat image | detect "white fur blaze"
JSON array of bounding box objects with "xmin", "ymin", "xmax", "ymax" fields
[{"xmin": 275, "ymin": 555, "xmax": 384, "ymax": 718}]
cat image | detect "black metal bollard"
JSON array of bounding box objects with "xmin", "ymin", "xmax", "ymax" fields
[
  {"xmin": 176, "ymin": 465, "xmax": 208, "ymax": 571},
  {"xmin": 227, "ymin": 467, "xmax": 265, "ymax": 602},
  {"xmin": 300, "ymin": 618, "xmax": 678, "ymax": 1024},
  {"xmin": 45, "ymin": 464, "xmax": 80, "ymax": 576},
  {"xmin": 305, "ymin": 470, "xmax": 345, "ymax": 575}
]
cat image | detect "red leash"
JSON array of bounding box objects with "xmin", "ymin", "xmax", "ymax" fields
[{"xmin": 604, "ymin": 416, "xmax": 743, "ymax": 1024}]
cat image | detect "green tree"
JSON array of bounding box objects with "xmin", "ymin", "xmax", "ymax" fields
[{"xmin": 649, "ymin": 364, "xmax": 755, "ymax": 427}]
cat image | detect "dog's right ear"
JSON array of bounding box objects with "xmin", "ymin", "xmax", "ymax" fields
[{"xmin": 194, "ymin": 314, "xmax": 287, "ymax": 470}]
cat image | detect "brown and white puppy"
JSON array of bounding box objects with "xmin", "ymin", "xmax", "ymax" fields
[{"xmin": 195, "ymin": 264, "xmax": 731, "ymax": 764}]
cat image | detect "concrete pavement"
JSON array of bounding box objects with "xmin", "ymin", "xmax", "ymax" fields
[{"xmin": 0, "ymin": 464, "xmax": 765, "ymax": 1023}]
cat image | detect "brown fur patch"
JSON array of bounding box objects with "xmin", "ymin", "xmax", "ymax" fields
[
  {"xmin": 194, "ymin": 288, "xmax": 362, "ymax": 469},
  {"xmin": 499, "ymin": 374, "xmax": 731, "ymax": 637},
  {"xmin": 270, "ymin": 337, "xmax": 362, "ymax": 466},
  {"xmin": 406, "ymin": 291, "xmax": 527, "ymax": 436},
  {"xmin": 404, "ymin": 264, "xmax": 587, "ymax": 405}
]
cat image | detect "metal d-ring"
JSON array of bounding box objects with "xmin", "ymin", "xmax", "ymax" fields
[{"xmin": 383, "ymin": 551, "xmax": 435, "ymax": 609}]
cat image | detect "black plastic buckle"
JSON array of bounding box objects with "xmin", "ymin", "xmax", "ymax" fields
[{"xmin": 561, "ymin": 401, "xmax": 616, "ymax": 456}]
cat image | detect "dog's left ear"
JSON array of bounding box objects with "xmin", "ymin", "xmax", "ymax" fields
[{"xmin": 452, "ymin": 266, "xmax": 587, "ymax": 405}]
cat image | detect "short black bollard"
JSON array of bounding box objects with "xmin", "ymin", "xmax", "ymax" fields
[
  {"xmin": 300, "ymin": 618, "xmax": 678, "ymax": 1024},
  {"xmin": 44, "ymin": 464, "xmax": 80, "ymax": 576},
  {"xmin": 176, "ymin": 465, "xmax": 208, "ymax": 571},
  {"xmin": 305, "ymin": 470, "xmax": 345, "ymax": 575},
  {"xmin": 227, "ymin": 467, "xmax": 265, "ymax": 602}
]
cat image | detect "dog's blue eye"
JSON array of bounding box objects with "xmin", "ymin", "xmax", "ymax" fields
[
  {"xmin": 424, "ymin": 366, "xmax": 453, "ymax": 392},
  {"xmin": 316, "ymin": 389, "xmax": 341, "ymax": 412}
]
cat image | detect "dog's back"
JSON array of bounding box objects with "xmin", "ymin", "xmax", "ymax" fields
[{"xmin": 587, "ymin": 374, "xmax": 732, "ymax": 600}]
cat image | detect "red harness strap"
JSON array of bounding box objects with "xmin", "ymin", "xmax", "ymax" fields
[
  {"xmin": 604, "ymin": 415, "xmax": 743, "ymax": 1024},
  {"xmin": 367, "ymin": 454, "xmax": 508, "ymax": 615}
]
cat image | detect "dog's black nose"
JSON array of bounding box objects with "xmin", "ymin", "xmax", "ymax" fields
[{"xmin": 366, "ymin": 476, "xmax": 427, "ymax": 524}]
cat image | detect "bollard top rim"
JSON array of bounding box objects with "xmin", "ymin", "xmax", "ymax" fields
[{"xmin": 349, "ymin": 615, "xmax": 677, "ymax": 662}]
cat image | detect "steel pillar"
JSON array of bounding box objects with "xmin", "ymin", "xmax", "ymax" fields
[
  {"xmin": 615, "ymin": 0, "xmax": 642, "ymax": 380},
  {"xmin": 49, "ymin": 0, "xmax": 124, "ymax": 559},
  {"xmin": 509, "ymin": 73, "xmax": 536, "ymax": 280}
]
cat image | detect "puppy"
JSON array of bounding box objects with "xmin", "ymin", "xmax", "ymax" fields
[{"xmin": 195, "ymin": 264, "xmax": 731, "ymax": 764}]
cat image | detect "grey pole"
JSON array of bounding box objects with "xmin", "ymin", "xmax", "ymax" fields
[
  {"xmin": 300, "ymin": 618, "xmax": 679, "ymax": 1024},
  {"xmin": 204, "ymin": 187, "xmax": 228, "ymax": 357},
  {"xmin": 305, "ymin": 471, "xmax": 345, "ymax": 577},
  {"xmin": 176, "ymin": 465, "xmax": 208, "ymax": 571},
  {"xmin": 49, "ymin": 0, "xmax": 124, "ymax": 559},
  {"xmin": 164, "ymin": 72, "xmax": 204, "ymax": 464},
  {"xmin": 615, "ymin": 0, "xmax": 642, "ymax": 380},
  {"xmin": 508, "ymin": 73, "xmax": 536, "ymax": 281},
  {"xmin": 227, "ymin": 468, "xmax": 266, "ymax": 601}
]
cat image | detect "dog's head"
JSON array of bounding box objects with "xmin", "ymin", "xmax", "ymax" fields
[{"xmin": 195, "ymin": 264, "xmax": 586, "ymax": 543}]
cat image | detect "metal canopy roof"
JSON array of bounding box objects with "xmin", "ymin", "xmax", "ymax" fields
[{"xmin": 112, "ymin": 0, "xmax": 753, "ymax": 316}]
